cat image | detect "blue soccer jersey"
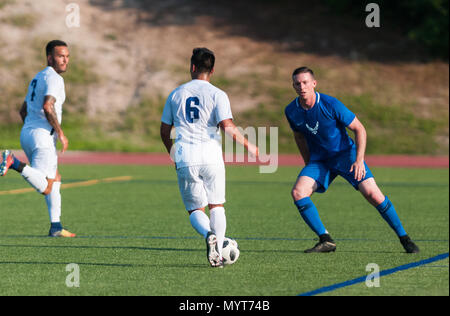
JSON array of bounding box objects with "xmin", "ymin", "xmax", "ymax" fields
[{"xmin": 285, "ymin": 92, "xmax": 356, "ymax": 161}]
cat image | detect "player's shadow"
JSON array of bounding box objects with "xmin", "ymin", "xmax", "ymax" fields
[
  {"xmin": 0, "ymin": 241, "xmax": 347, "ymax": 255},
  {"xmin": 0, "ymin": 243, "xmax": 210, "ymax": 269},
  {"xmin": 0, "ymin": 261, "xmax": 143, "ymax": 268},
  {"xmin": 240, "ymin": 248, "xmax": 403, "ymax": 255},
  {"xmin": 0, "ymin": 260, "xmax": 209, "ymax": 269},
  {"xmin": 0, "ymin": 243, "xmax": 218, "ymax": 269},
  {"xmin": 0, "ymin": 243, "xmax": 202, "ymax": 253},
  {"xmin": 330, "ymin": 250, "xmax": 406, "ymax": 254}
]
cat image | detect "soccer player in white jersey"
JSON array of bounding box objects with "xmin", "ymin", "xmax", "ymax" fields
[
  {"xmin": 160, "ymin": 48, "xmax": 259, "ymax": 267},
  {"xmin": 0, "ymin": 40, "xmax": 75, "ymax": 238}
]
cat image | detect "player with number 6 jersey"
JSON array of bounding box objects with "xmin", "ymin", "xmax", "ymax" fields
[
  {"xmin": 162, "ymin": 78, "xmax": 232, "ymax": 168},
  {"xmin": 160, "ymin": 48, "xmax": 258, "ymax": 267}
]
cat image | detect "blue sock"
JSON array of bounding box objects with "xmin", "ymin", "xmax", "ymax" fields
[
  {"xmin": 50, "ymin": 222, "xmax": 63, "ymax": 232},
  {"xmin": 295, "ymin": 197, "xmax": 327, "ymax": 236},
  {"xmin": 376, "ymin": 196, "xmax": 407, "ymax": 237},
  {"xmin": 11, "ymin": 156, "xmax": 23, "ymax": 171}
]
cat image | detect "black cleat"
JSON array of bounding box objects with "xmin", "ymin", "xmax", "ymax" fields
[
  {"xmin": 400, "ymin": 235, "xmax": 420, "ymax": 254},
  {"xmin": 304, "ymin": 234, "xmax": 337, "ymax": 253}
]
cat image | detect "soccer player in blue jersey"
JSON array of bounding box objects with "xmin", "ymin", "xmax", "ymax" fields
[{"xmin": 285, "ymin": 67, "xmax": 419, "ymax": 253}]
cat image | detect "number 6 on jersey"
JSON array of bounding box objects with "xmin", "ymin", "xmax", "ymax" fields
[{"xmin": 186, "ymin": 97, "xmax": 200, "ymax": 123}]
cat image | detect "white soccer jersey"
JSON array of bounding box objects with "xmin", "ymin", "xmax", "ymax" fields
[
  {"xmin": 161, "ymin": 79, "xmax": 233, "ymax": 168},
  {"xmin": 23, "ymin": 66, "xmax": 65, "ymax": 132}
]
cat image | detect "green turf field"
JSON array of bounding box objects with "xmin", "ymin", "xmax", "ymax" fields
[{"xmin": 0, "ymin": 165, "xmax": 448, "ymax": 296}]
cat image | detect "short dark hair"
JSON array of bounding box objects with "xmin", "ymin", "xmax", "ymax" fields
[
  {"xmin": 191, "ymin": 47, "xmax": 215, "ymax": 73},
  {"xmin": 292, "ymin": 67, "xmax": 315, "ymax": 79},
  {"xmin": 46, "ymin": 40, "xmax": 68, "ymax": 57}
]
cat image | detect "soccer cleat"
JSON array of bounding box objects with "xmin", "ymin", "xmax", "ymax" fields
[
  {"xmin": 400, "ymin": 235, "xmax": 420, "ymax": 253},
  {"xmin": 304, "ymin": 241, "xmax": 337, "ymax": 253},
  {"xmin": 49, "ymin": 228, "xmax": 76, "ymax": 238},
  {"xmin": 206, "ymin": 232, "xmax": 222, "ymax": 267},
  {"xmin": 0, "ymin": 150, "xmax": 14, "ymax": 176},
  {"xmin": 304, "ymin": 234, "xmax": 337, "ymax": 253}
]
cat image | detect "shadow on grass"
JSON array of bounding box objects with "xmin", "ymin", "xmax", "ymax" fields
[
  {"xmin": 0, "ymin": 260, "xmax": 210, "ymax": 269},
  {"xmin": 0, "ymin": 243, "xmax": 201, "ymax": 253},
  {"xmin": 0, "ymin": 242, "xmax": 405, "ymax": 256},
  {"xmin": 0, "ymin": 261, "xmax": 139, "ymax": 268}
]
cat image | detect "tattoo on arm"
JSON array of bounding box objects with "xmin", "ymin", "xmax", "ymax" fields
[{"xmin": 43, "ymin": 96, "xmax": 62, "ymax": 133}]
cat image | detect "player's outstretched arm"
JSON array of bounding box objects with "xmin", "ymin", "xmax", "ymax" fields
[
  {"xmin": 294, "ymin": 131, "xmax": 310, "ymax": 165},
  {"xmin": 347, "ymin": 117, "xmax": 367, "ymax": 181},
  {"xmin": 43, "ymin": 95, "xmax": 68, "ymax": 153},
  {"xmin": 219, "ymin": 119, "xmax": 259, "ymax": 158}
]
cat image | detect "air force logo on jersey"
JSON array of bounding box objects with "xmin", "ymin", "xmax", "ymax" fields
[{"xmin": 306, "ymin": 122, "xmax": 319, "ymax": 135}]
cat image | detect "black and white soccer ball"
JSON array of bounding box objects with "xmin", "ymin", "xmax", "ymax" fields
[{"xmin": 222, "ymin": 237, "xmax": 240, "ymax": 265}]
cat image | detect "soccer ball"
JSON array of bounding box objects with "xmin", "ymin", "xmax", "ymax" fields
[{"xmin": 222, "ymin": 237, "xmax": 240, "ymax": 265}]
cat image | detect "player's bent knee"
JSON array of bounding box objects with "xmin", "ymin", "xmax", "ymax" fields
[
  {"xmin": 42, "ymin": 186, "xmax": 52, "ymax": 195},
  {"xmin": 291, "ymin": 187, "xmax": 312, "ymax": 201},
  {"xmin": 42, "ymin": 179, "xmax": 55, "ymax": 196},
  {"xmin": 209, "ymin": 204, "xmax": 224, "ymax": 211},
  {"xmin": 360, "ymin": 188, "xmax": 384, "ymax": 206},
  {"xmin": 368, "ymin": 193, "xmax": 385, "ymax": 206},
  {"xmin": 188, "ymin": 207, "xmax": 206, "ymax": 215},
  {"xmin": 359, "ymin": 179, "xmax": 385, "ymax": 206}
]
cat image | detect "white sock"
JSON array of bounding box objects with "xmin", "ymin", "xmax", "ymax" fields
[
  {"xmin": 21, "ymin": 165, "xmax": 48, "ymax": 194},
  {"xmin": 45, "ymin": 182, "xmax": 61, "ymax": 223},
  {"xmin": 189, "ymin": 210, "xmax": 211, "ymax": 238},
  {"xmin": 210, "ymin": 207, "xmax": 226, "ymax": 259}
]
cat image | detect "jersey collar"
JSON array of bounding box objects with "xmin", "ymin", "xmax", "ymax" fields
[
  {"xmin": 296, "ymin": 92, "xmax": 320, "ymax": 110},
  {"xmin": 46, "ymin": 66, "xmax": 56, "ymax": 73},
  {"xmin": 45, "ymin": 66, "xmax": 62, "ymax": 78}
]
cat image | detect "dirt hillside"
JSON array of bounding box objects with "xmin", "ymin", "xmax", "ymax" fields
[{"xmin": 0, "ymin": 0, "xmax": 448, "ymax": 154}]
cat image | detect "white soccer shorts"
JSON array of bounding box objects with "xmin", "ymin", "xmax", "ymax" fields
[
  {"xmin": 176, "ymin": 164, "xmax": 226, "ymax": 211},
  {"xmin": 20, "ymin": 128, "xmax": 58, "ymax": 179}
]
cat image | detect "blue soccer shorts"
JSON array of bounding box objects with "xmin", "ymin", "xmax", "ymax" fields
[{"xmin": 299, "ymin": 148, "xmax": 374, "ymax": 193}]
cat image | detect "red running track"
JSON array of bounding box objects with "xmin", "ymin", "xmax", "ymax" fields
[{"xmin": 12, "ymin": 151, "xmax": 449, "ymax": 168}]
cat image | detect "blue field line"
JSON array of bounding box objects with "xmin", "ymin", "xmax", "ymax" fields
[{"xmin": 298, "ymin": 252, "xmax": 449, "ymax": 296}]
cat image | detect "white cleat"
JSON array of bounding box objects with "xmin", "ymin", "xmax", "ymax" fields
[{"xmin": 206, "ymin": 232, "xmax": 222, "ymax": 267}]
